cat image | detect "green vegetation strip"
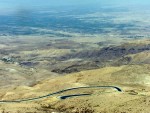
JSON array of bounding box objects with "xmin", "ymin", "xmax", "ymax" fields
[{"xmin": 0, "ymin": 86, "xmax": 122, "ymax": 103}]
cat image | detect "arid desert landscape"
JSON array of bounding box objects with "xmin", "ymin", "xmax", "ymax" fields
[
  {"xmin": 0, "ymin": 0, "xmax": 150, "ymax": 113},
  {"xmin": 0, "ymin": 35, "xmax": 150, "ymax": 113}
]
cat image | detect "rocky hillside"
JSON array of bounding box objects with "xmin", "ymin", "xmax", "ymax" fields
[
  {"xmin": 59, "ymin": 41, "xmax": 150, "ymax": 61},
  {"xmin": 52, "ymin": 40, "xmax": 150, "ymax": 73},
  {"xmin": 0, "ymin": 64, "xmax": 150, "ymax": 113}
]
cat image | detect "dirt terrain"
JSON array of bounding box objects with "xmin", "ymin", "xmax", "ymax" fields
[
  {"xmin": 0, "ymin": 37, "xmax": 149, "ymax": 113},
  {"xmin": 0, "ymin": 64, "xmax": 150, "ymax": 113}
]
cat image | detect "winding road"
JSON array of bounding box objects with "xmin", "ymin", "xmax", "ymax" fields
[{"xmin": 0, "ymin": 86, "xmax": 122, "ymax": 103}]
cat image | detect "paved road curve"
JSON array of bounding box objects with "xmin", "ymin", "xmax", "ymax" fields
[{"xmin": 0, "ymin": 86, "xmax": 122, "ymax": 103}]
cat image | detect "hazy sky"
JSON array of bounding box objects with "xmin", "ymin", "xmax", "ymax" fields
[
  {"xmin": 1, "ymin": 0, "xmax": 150, "ymax": 7},
  {"xmin": 0, "ymin": 0, "xmax": 150, "ymax": 13}
]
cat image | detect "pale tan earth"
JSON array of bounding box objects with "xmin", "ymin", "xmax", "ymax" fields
[
  {"xmin": 0, "ymin": 64, "xmax": 150, "ymax": 113},
  {"xmin": 0, "ymin": 38, "xmax": 150, "ymax": 113}
]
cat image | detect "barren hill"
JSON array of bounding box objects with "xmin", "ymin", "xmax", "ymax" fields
[{"xmin": 0, "ymin": 64, "xmax": 150, "ymax": 113}]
